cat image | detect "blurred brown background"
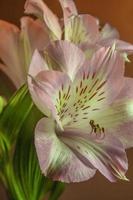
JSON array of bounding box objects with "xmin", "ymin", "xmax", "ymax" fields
[{"xmin": 0, "ymin": 0, "xmax": 133, "ymax": 200}]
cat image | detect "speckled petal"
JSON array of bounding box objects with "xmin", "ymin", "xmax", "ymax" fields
[
  {"xmin": 28, "ymin": 63, "xmax": 71, "ymax": 125},
  {"xmin": 89, "ymin": 78, "xmax": 133, "ymax": 149},
  {"xmin": 35, "ymin": 117, "xmax": 96, "ymax": 183},
  {"xmin": 60, "ymin": 130, "xmax": 128, "ymax": 182}
]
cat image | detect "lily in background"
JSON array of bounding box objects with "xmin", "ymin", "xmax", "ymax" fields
[
  {"xmin": 0, "ymin": 17, "xmax": 50, "ymax": 88},
  {"xmin": 25, "ymin": 0, "xmax": 133, "ymax": 58},
  {"xmin": 1, "ymin": 0, "xmax": 133, "ymax": 89},
  {"xmin": 28, "ymin": 39, "xmax": 133, "ymax": 183}
]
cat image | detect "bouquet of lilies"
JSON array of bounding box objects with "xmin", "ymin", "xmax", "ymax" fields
[{"xmin": 1, "ymin": 0, "xmax": 133, "ymax": 199}]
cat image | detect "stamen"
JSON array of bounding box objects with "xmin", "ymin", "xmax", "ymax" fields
[{"xmin": 89, "ymin": 120, "xmax": 105, "ymax": 140}]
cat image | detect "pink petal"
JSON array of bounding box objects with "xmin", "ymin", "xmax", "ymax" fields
[
  {"xmin": 28, "ymin": 66, "xmax": 71, "ymax": 124},
  {"xmin": 115, "ymin": 77, "xmax": 133, "ymax": 100},
  {"xmin": 0, "ymin": 20, "xmax": 25, "ymax": 88},
  {"xmin": 65, "ymin": 14, "xmax": 99, "ymax": 44},
  {"xmin": 21, "ymin": 17, "xmax": 50, "ymax": 52},
  {"xmin": 79, "ymin": 23, "xmax": 119, "ymax": 59},
  {"xmin": 76, "ymin": 46, "xmax": 125, "ymax": 105},
  {"xmin": 115, "ymin": 40, "xmax": 133, "ymax": 54},
  {"xmin": 45, "ymin": 40, "xmax": 86, "ymax": 80},
  {"xmin": 99, "ymin": 23, "xmax": 119, "ymax": 41},
  {"xmin": 24, "ymin": 0, "xmax": 62, "ymax": 39},
  {"xmin": 35, "ymin": 117, "xmax": 96, "ymax": 183},
  {"xmin": 109, "ymin": 78, "xmax": 133, "ymax": 149},
  {"xmin": 61, "ymin": 130, "xmax": 128, "ymax": 182},
  {"xmin": 89, "ymin": 78, "xmax": 133, "ymax": 149},
  {"xmin": 58, "ymin": 0, "xmax": 77, "ymax": 22},
  {"xmin": 28, "ymin": 50, "xmax": 48, "ymax": 77},
  {"xmin": 28, "ymin": 51, "xmax": 52, "ymax": 117},
  {"xmin": 99, "ymin": 38, "xmax": 133, "ymax": 55}
]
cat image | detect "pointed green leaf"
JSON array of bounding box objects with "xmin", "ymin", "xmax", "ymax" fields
[
  {"xmin": 0, "ymin": 85, "xmax": 65, "ymax": 200},
  {"xmin": 48, "ymin": 182, "xmax": 66, "ymax": 200}
]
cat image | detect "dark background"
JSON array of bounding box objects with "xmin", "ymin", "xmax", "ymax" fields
[{"xmin": 0, "ymin": 0, "xmax": 133, "ymax": 200}]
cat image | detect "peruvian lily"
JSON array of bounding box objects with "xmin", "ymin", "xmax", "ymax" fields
[
  {"xmin": 0, "ymin": 16, "xmax": 50, "ymax": 88},
  {"xmin": 25, "ymin": 0, "xmax": 133, "ymax": 58},
  {"xmin": 28, "ymin": 40, "xmax": 133, "ymax": 183}
]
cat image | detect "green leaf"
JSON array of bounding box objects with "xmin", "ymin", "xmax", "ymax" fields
[
  {"xmin": 48, "ymin": 182, "xmax": 66, "ymax": 200},
  {"xmin": 0, "ymin": 96, "xmax": 5, "ymax": 113},
  {"xmin": 0, "ymin": 85, "xmax": 65, "ymax": 200}
]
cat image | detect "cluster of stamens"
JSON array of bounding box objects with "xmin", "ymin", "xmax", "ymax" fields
[
  {"xmin": 89, "ymin": 120, "xmax": 105, "ymax": 139},
  {"xmin": 55, "ymin": 71, "xmax": 107, "ymax": 128}
]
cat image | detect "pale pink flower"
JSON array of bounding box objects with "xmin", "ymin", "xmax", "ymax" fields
[
  {"xmin": 1, "ymin": 0, "xmax": 133, "ymax": 88},
  {"xmin": 28, "ymin": 40, "xmax": 133, "ymax": 183},
  {"xmin": 25, "ymin": 0, "xmax": 133, "ymax": 58},
  {"xmin": 0, "ymin": 17, "xmax": 50, "ymax": 88}
]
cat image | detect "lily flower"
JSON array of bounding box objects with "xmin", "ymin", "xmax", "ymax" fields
[
  {"xmin": 28, "ymin": 40, "xmax": 133, "ymax": 183},
  {"xmin": 25, "ymin": 0, "xmax": 133, "ymax": 57},
  {"xmin": 0, "ymin": 17, "xmax": 50, "ymax": 88}
]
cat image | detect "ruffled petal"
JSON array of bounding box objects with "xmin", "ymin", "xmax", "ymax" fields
[
  {"xmin": 0, "ymin": 20, "xmax": 25, "ymax": 87},
  {"xmin": 60, "ymin": 130, "xmax": 128, "ymax": 182},
  {"xmin": 44, "ymin": 40, "xmax": 86, "ymax": 80},
  {"xmin": 65, "ymin": 14, "xmax": 99, "ymax": 45},
  {"xmin": 35, "ymin": 117, "xmax": 96, "ymax": 183},
  {"xmin": 28, "ymin": 64, "xmax": 71, "ymax": 125},
  {"xmin": 24, "ymin": 0, "xmax": 62, "ymax": 39}
]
